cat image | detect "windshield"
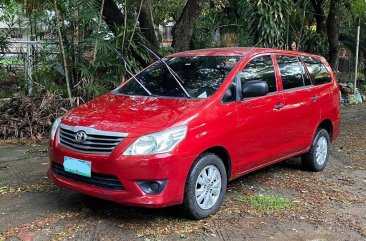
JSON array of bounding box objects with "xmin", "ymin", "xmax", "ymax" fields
[{"xmin": 114, "ymin": 56, "xmax": 241, "ymax": 98}]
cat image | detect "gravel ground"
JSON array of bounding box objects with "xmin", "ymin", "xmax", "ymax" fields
[{"xmin": 1, "ymin": 104, "xmax": 366, "ymax": 241}]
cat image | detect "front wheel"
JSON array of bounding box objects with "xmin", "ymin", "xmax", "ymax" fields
[
  {"xmin": 302, "ymin": 128, "xmax": 330, "ymax": 172},
  {"xmin": 183, "ymin": 153, "xmax": 227, "ymax": 219}
]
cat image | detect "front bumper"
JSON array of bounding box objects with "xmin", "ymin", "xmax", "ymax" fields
[{"xmin": 48, "ymin": 135, "xmax": 194, "ymax": 208}]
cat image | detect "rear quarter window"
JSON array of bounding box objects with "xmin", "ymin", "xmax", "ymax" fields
[{"xmin": 301, "ymin": 56, "xmax": 331, "ymax": 85}]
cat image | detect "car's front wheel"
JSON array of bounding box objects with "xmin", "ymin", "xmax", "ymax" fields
[
  {"xmin": 302, "ymin": 128, "xmax": 330, "ymax": 172},
  {"xmin": 183, "ymin": 153, "xmax": 227, "ymax": 219}
]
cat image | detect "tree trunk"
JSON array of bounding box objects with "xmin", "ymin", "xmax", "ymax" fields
[
  {"xmin": 54, "ymin": 0, "xmax": 72, "ymax": 102},
  {"xmin": 96, "ymin": 0, "xmax": 149, "ymax": 66},
  {"xmin": 326, "ymin": 0, "xmax": 339, "ymax": 70},
  {"xmin": 96, "ymin": 0, "xmax": 125, "ymax": 34},
  {"xmin": 171, "ymin": 0, "xmax": 204, "ymax": 52},
  {"xmin": 310, "ymin": 0, "xmax": 326, "ymax": 34},
  {"xmin": 139, "ymin": 0, "xmax": 159, "ymax": 48}
]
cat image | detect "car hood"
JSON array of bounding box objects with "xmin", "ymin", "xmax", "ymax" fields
[{"xmin": 62, "ymin": 93, "xmax": 206, "ymax": 137}]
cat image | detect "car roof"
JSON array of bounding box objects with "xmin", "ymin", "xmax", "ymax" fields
[{"xmin": 167, "ymin": 47, "xmax": 323, "ymax": 59}]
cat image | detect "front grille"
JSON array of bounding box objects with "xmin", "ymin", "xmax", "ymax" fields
[
  {"xmin": 58, "ymin": 124, "xmax": 127, "ymax": 154},
  {"xmin": 52, "ymin": 162, "xmax": 124, "ymax": 190}
]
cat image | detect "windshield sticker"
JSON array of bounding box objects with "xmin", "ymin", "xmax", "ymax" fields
[{"xmin": 197, "ymin": 92, "xmax": 208, "ymax": 99}]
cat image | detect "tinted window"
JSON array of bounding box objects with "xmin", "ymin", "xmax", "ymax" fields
[
  {"xmin": 301, "ymin": 56, "xmax": 331, "ymax": 85},
  {"xmin": 115, "ymin": 56, "xmax": 241, "ymax": 98},
  {"xmin": 276, "ymin": 55, "xmax": 304, "ymax": 90},
  {"xmin": 241, "ymin": 55, "xmax": 277, "ymax": 93}
]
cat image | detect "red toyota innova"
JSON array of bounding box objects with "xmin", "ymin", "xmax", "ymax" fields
[{"xmin": 48, "ymin": 48, "xmax": 340, "ymax": 219}]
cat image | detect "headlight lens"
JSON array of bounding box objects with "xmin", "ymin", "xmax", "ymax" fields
[
  {"xmin": 123, "ymin": 125, "xmax": 187, "ymax": 155},
  {"xmin": 50, "ymin": 117, "xmax": 62, "ymax": 141}
]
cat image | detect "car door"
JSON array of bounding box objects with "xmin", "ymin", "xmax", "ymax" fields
[
  {"xmin": 236, "ymin": 54, "xmax": 287, "ymax": 174},
  {"xmin": 301, "ymin": 55, "xmax": 335, "ymax": 114},
  {"xmin": 274, "ymin": 55, "xmax": 321, "ymax": 156}
]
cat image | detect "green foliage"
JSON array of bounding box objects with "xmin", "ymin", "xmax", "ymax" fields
[
  {"xmin": 236, "ymin": 194, "xmax": 294, "ymax": 212},
  {"xmin": 151, "ymin": 0, "xmax": 186, "ymax": 24},
  {"xmin": 11, "ymin": 0, "xmax": 153, "ymax": 100},
  {"xmin": 301, "ymin": 28, "xmax": 328, "ymax": 57},
  {"xmin": 191, "ymin": 1, "xmax": 222, "ymax": 49},
  {"xmin": 192, "ymin": 0, "xmax": 254, "ymax": 49},
  {"xmin": 240, "ymin": 0, "xmax": 290, "ymax": 48},
  {"xmin": 0, "ymin": 0, "xmax": 24, "ymax": 33},
  {"xmin": 1, "ymin": 0, "xmax": 364, "ymax": 99},
  {"xmin": 0, "ymin": 34, "xmax": 8, "ymax": 93},
  {"xmin": 351, "ymin": 0, "xmax": 366, "ymax": 17}
]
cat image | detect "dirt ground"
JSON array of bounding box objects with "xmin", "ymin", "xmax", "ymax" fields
[{"xmin": 1, "ymin": 104, "xmax": 366, "ymax": 241}]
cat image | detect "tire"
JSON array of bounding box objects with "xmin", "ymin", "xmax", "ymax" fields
[
  {"xmin": 182, "ymin": 153, "xmax": 227, "ymax": 219},
  {"xmin": 301, "ymin": 128, "xmax": 330, "ymax": 172}
]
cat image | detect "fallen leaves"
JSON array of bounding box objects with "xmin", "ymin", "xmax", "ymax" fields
[{"xmin": 0, "ymin": 181, "xmax": 58, "ymax": 198}]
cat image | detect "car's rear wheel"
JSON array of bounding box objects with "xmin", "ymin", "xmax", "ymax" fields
[
  {"xmin": 302, "ymin": 128, "xmax": 330, "ymax": 172},
  {"xmin": 183, "ymin": 153, "xmax": 227, "ymax": 219}
]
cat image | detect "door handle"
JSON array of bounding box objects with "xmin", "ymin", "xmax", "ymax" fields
[
  {"xmin": 310, "ymin": 96, "xmax": 319, "ymax": 101},
  {"xmin": 274, "ymin": 103, "xmax": 285, "ymax": 110}
]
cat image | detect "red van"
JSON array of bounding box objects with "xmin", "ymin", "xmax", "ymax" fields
[{"xmin": 48, "ymin": 48, "xmax": 340, "ymax": 219}]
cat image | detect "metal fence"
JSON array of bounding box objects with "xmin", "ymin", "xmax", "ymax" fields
[
  {"xmin": 335, "ymin": 56, "xmax": 365, "ymax": 85},
  {"xmin": 1, "ymin": 39, "xmax": 59, "ymax": 96}
]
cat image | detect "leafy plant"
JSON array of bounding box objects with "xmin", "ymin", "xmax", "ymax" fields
[
  {"xmin": 301, "ymin": 28, "xmax": 328, "ymax": 57},
  {"xmin": 8, "ymin": 0, "xmax": 153, "ymax": 100},
  {"xmin": 240, "ymin": 0, "xmax": 290, "ymax": 48}
]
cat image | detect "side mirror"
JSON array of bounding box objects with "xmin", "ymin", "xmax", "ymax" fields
[
  {"xmin": 222, "ymin": 83, "xmax": 237, "ymax": 103},
  {"xmin": 242, "ymin": 80, "xmax": 268, "ymax": 98}
]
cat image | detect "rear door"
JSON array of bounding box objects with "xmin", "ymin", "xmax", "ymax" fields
[
  {"xmin": 275, "ymin": 55, "xmax": 321, "ymax": 156},
  {"xmin": 301, "ymin": 56, "xmax": 340, "ymax": 139},
  {"xmin": 301, "ymin": 56, "xmax": 334, "ymax": 110}
]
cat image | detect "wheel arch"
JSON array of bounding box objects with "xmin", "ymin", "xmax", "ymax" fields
[
  {"xmin": 318, "ymin": 119, "xmax": 334, "ymax": 141},
  {"xmin": 201, "ymin": 146, "xmax": 232, "ymax": 181}
]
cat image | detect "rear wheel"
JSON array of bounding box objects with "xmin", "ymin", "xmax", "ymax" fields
[
  {"xmin": 302, "ymin": 128, "xmax": 330, "ymax": 172},
  {"xmin": 183, "ymin": 153, "xmax": 227, "ymax": 219}
]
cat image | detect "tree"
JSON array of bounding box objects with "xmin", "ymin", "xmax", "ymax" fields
[
  {"xmin": 171, "ymin": 0, "xmax": 205, "ymax": 52},
  {"xmin": 139, "ymin": 0, "xmax": 159, "ymax": 48},
  {"xmin": 97, "ymin": 0, "xmax": 125, "ymax": 35},
  {"xmin": 310, "ymin": 0, "xmax": 326, "ymax": 34},
  {"xmin": 326, "ymin": 0, "xmax": 340, "ymax": 69}
]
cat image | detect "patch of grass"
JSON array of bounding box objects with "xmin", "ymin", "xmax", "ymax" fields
[
  {"xmin": 0, "ymin": 235, "xmax": 4, "ymax": 241},
  {"xmin": 236, "ymin": 194, "xmax": 294, "ymax": 212}
]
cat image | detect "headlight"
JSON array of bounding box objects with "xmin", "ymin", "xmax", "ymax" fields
[
  {"xmin": 123, "ymin": 125, "xmax": 187, "ymax": 155},
  {"xmin": 50, "ymin": 117, "xmax": 62, "ymax": 141}
]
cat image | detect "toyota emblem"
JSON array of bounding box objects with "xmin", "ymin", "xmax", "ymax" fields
[{"xmin": 75, "ymin": 131, "xmax": 87, "ymax": 143}]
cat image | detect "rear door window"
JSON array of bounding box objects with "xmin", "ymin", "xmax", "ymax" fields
[
  {"xmin": 301, "ymin": 56, "xmax": 331, "ymax": 85},
  {"xmin": 276, "ymin": 55, "xmax": 305, "ymax": 90},
  {"xmin": 241, "ymin": 55, "xmax": 277, "ymax": 93}
]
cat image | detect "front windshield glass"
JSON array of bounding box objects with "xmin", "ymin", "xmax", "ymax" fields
[{"xmin": 114, "ymin": 56, "xmax": 241, "ymax": 98}]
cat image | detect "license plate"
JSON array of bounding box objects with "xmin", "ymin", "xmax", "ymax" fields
[{"xmin": 63, "ymin": 156, "xmax": 91, "ymax": 178}]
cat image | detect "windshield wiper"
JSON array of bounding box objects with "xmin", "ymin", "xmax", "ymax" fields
[
  {"xmin": 140, "ymin": 43, "xmax": 192, "ymax": 98},
  {"xmin": 110, "ymin": 46, "xmax": 153, "ymax": 96}
]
